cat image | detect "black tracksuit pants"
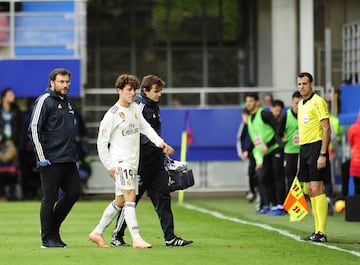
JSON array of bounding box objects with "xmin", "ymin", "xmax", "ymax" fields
[{"xmin": 39, "ymin": 163, "xmax": 80, "ymax": 243}]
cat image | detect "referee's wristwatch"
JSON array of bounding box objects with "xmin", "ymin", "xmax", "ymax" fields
[{"xmin": 320, "ymin": 152, "xmax": 327, "ymax": 157}]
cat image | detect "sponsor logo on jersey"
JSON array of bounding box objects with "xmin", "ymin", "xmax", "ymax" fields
[{"xmin": 122, "ymin": 123, "xmax": 139, "ymax": 136}]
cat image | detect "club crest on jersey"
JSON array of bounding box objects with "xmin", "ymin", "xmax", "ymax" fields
[
  {"xmin": 119, "ymin": 112, "xmax": 125, "ymax": 119},
  {"xmin": 134, "ymin": 113, "xmax": 138, "ymax": 120},
  {"xmin": 101, "ymin": 128, "xmax": 108, "ymax": 137}
]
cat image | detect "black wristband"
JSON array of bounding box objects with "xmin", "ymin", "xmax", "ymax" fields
[{"xmin": 320, "ymin": 152, "xmax": 327, "ymax": 157}]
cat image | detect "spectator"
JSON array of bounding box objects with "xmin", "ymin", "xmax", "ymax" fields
[
  {"xmin": 262, "ymin": 93, "xmax": 273, "ymax": 108},
  {"xmin": 347, "ymin": 113, "xmax": 360, "ymax": 195},
  {"xmin": 0, "ymin": 132, "xmax": 18, "ymax": 201},
  {"xmin": 0, "ymin": 88, "xmax": 25, "ymax": 152}
]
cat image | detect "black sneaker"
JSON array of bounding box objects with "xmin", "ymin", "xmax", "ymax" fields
[
  {"xmin": 41, "ymin": 239, "xmax": 66, "ymax": 248},
  {"xmin": 301, "ymin": 232, "xmax": 317, "ymax": 241},
  {"xmin": 56, "ymin": 233, "xmax": 67, "ymax": 247},
  {"xmin": 328, "ymin": 202, "xmax": 334, "ymax": 216},
  {"xmin": 111, "ymin": 237, "xmax": 130, "ymax": 247},
  {"xmin": 311, "ymin": 232, "xmax": 327, "ymax": 243},
  {"xmin": 165, "ymin": 237, "xmax": 193, "ymax": 247}
]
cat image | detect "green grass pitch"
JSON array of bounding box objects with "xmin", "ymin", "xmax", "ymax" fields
[{"xmin": 1, "ymin": 197, "xmax": 359, "ymax": 265}]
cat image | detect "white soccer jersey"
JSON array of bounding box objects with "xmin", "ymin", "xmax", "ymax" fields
[{"xmin": 97, "ymin": 102, "xmax": 164, "ymax": 171}]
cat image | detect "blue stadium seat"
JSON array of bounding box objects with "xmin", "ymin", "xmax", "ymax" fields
[
  {"xmin": 15, "ymin": 46, "xmax": 75, "ymax": 56},
  {"xmin": 14, "ymin": 1, "xmax": 76, "ymax": 57},
  {"xmin": 21, "ymin": 2, "xmax": 74, "ymax": 12}
]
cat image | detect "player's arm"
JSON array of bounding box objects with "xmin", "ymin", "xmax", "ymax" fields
[
  {"xmin": 29, "ymin": 96, "xmax": 49, "ymax": 162},
  {"xmin": 318, "ymin": 118, "xmax": 331, "ymax": 169},
  {"xmin": 97, "ymin": 113, "xmax": 114, "ymax": 172},
  {"xmin": 277, "ymin": 114, "xmax": 286, "ymax": 139},
  {"xmin": 139, "ymin": 110, "xmax": 174, "ymax": 156},
  {"xmin": 320, "ymin": 118, "xmax": 331, "ymax": 154}
]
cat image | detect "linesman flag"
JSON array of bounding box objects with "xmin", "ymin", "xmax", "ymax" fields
[
  {"xmin": 178, "ymin": 110, "xmax": 193, "ymax": 204},
  {"xmin": 283, "ymin": 176, "xmax": 309, "ymax": 221}
]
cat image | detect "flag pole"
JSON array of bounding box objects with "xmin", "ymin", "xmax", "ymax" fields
[{"xmin": 178, "ymin": 131, "xmax": 187, "ymax": 204}]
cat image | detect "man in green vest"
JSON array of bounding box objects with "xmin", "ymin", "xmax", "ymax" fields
[
  {"xmin": 278, "ymin": 91, "xmax": 302, "ymax": 193},
  {"xmin": 243, "ymin": 92, "xmax": 285, "ymax": 215}
]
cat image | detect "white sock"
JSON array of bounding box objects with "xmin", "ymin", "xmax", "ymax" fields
[
  {"xmin": 94, "ymin": 201, "xmax": 121, "ymax": 234},
  {"xmin": 124, "ymin": 202, "xmax": 141, "ymax": 240}
]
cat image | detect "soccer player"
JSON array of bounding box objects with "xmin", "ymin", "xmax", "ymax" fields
[
  {"xmin": 111, "ymin": 75, "xmax": 193, "ymax": 247},
  {"xmin": 278, "ymin": 91, "xmax": 302, "ymax": 193},
  {"xmin": 270, "ymin": 99, "xmax": 285, "ymax": 121},
  {"xmin": 244, "ymin": 92, "xmax": 285, "ymax": 215},
  {"xmin": 297, "ymin": 72, "xmax": 331, "ymax": 243},
  {"xmin": 88, "ymin": 74, "xmax": 174, "ymax": 248}
]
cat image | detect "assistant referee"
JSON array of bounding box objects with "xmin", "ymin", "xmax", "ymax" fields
[{"xmin": 297, "ymin": 72, "xmax": 331, "ymax": 243}]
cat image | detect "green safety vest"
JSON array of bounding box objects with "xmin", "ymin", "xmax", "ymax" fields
[
  {"xmin": 248, "ymin": 108, "xmax": 279, "ymax": 165},
  {"xmin": 284, "ymin": 108, "xmax": 300, "ymax": 154}
]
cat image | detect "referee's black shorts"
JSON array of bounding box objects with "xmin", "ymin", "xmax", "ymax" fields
[{"xmin": 298, "ymin": 140, "xmax": 331, "ymax": 183}]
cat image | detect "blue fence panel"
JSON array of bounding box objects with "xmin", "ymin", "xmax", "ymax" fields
[
  {"xmin": 0, "ymin": 59, "xmax": 81, "ymax": 97},
  {"xmin": 160, "ymin": 107, "xmax": 243, "ymax": 161}
]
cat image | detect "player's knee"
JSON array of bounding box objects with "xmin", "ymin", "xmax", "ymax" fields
[{"xmin": 114, "ymin": 196, "xmax": 125, "ymax": 208}]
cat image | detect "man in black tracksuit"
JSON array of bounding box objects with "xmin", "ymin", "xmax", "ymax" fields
[
  {"xmin": 111, "ymin": 75, "xmax": 192, "ymax": 247},
  {"xmin": 29, "ymin": 68, "xmax": 80, "ymax": 248}
]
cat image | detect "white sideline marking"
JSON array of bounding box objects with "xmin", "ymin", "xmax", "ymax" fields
[{"xmin": 183, "ymin": 203, "xmax": 360, "ymax": 258}]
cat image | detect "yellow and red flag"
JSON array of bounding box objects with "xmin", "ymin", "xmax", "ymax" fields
[{"xmin": 283, "ymin": 176, "xmax": 309, "ymax": 221}]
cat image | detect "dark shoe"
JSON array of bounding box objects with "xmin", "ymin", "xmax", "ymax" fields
[
  {"xmin": 258, "ymin": 205, "xmax": 270, "ymax": 215},
  {"xmin": 166, "ymin": 237, "xmax": 193, "ymax": 247},
  {"xmin": 311, "ymin": 232, "xmax": 328, "ymax": 243},
  {"xmin": 328, "ymin": 202, "xmax": 334, "ymax": 216},
  {"xmin": 111, "ymin": 237, "xmax": 130, "ymax": 247},
  {"xmin": 41, "ymin": 239, "xmax": 66, "ymax": 248},
  {"xmin": 55, "ymin": 233, "xmax": 67, "ymax": 247},
  {"xmin": 301, "ymin": 232, "xmax": 317, "ymax": 241}
]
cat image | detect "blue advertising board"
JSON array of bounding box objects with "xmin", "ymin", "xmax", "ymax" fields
[
  {"xmin": 0, "ymin": 59, "xmax": 81, "ymax": 97},
  {"xmin": 160, "ymin": 107, "xmax": 243, "ymax": 161}
]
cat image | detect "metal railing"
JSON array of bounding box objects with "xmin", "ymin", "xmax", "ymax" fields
[{"xmin": 343, "ymin": 20, "xmax": 360, "ymax": 84}]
